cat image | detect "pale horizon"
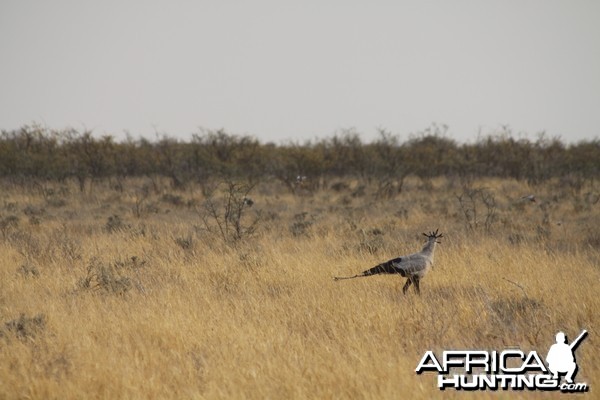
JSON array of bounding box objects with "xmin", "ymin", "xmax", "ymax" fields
[{"xmin": 1, "ymin": 1, "xmax": 599, "ymax": 145}]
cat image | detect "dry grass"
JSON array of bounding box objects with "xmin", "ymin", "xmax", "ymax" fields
[{"xmin": 0, "ymin": 177, "xmax": 598, "ymax": 399}]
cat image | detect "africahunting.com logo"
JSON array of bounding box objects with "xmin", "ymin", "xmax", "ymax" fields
[{"xmin": 416, "ymin": 330, "xmax": 589, "ymax": 393}]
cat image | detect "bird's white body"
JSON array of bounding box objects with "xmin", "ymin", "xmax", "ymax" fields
[{"xmin": 391, "ymin": 238, "xmax": 437, "ymax": 278}]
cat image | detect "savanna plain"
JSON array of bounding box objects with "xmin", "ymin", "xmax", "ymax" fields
[{"xmin": 1, "ymin": 176, "xmax": 598, "ymax": 399}]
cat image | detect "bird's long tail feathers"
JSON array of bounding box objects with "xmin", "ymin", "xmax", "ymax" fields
[
  {"xmin": 334, "ymin": 259, "xmax": 405, "ymax": 281},
  {"xmin": 333, "ymin": 274, "xmax": 363, "ymax": 281}
]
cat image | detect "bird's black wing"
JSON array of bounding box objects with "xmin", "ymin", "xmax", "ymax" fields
[{"xmin": 360, "ymin": 257, "xmax": 406, "ymax": 277}]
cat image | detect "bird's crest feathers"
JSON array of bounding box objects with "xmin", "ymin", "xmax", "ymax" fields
[{"xmin": 422, "ymin": 228, "xmax": 443, "ymax": 243}]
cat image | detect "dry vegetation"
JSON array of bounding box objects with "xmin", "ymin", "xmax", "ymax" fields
[{"xmin": 0, "ymin": 176, "xmax": 598, "ymax": 399}]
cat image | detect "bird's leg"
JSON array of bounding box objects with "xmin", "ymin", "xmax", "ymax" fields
[
  {"xmin": 402, "ymin": 279, "xmax": 412, "ymax": 295},
  {"xmin": 413, "ymin": 277, "xmax": 421, "ymax": 295}
]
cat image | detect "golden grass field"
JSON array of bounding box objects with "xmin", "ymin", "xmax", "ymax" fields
[{"xmin": 0, "ymin": 176, "xmax": 598, "ymax": 399}]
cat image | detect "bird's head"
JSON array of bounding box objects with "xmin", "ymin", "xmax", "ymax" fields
[{"xmin": 423, "ymin": 228, "xmax": 443, "ymax": 244}]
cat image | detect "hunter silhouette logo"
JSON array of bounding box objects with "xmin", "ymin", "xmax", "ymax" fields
[
  {"xmin": 546, "ymin": 330, "xmax": 587, "ymax": 384},
  {"xmin": 415, "ymin": 329, "xmax": 589, "ymax": 392}
]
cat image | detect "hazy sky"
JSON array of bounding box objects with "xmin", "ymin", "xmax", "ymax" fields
[{"xmin": 1, "ymin": 1, "xmax": 599, "ymax": 144}]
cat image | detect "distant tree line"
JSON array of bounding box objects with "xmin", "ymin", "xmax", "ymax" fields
[{"xmin": 0, "ymin": 125, "xmax": 598, "ymax": 191}]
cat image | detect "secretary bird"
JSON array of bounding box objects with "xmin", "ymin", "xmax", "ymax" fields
[{"xmin": 334, "ymin": 229, "xmax": 443, "ymax": 295}]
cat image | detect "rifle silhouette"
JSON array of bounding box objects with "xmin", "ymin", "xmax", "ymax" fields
[{"xmin": 569, "ymin": 330, "xmax": 588, "ymax": 351}]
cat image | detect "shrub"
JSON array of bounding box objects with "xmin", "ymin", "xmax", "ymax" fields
[{"xmin": 199, "ymin": 180, "xmax": 261, "ymax": 244}]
